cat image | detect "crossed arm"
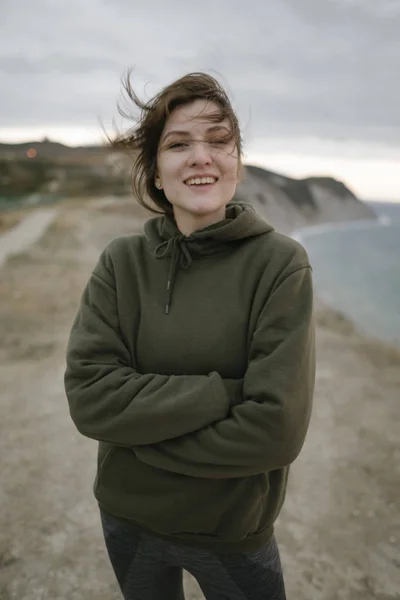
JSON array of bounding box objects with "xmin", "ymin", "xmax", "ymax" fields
[
  {"xmin": 133, "ymin": 265, "xmax": 315, "ymax": 477},
  {"xmin": 65, "ymin": 247, "xmax": 315, "ymax": 477},
  {"xmin": 65, "ymin": 253, "xmax": 242, "ymax": 447}
]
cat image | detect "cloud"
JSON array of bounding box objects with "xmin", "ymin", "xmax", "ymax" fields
[
  {"xmin": 0, "ymin": 54, "xmax": 119, "ymax": 75},
  {"xmin": 0, "ymin": 0, "xmax": 399, "ymax": 147}
]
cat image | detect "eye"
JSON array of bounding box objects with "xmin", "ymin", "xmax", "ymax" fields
[
  {"xmin": 209, "ymin": 137, "xmax": 231, "ymax": 146},
  {"xmin": 169, "ymin": 142, "xmax": 188, "ymax": 149}
]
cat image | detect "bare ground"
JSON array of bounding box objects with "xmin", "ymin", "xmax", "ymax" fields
[{"xmin": 0, "ymin": 197, "xmax": 399, "ymax": 600}]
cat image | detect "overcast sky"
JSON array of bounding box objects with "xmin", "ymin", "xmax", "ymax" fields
[{"xmin": 1, "ymin": 0, "xmax": 399, "ymax": 199}]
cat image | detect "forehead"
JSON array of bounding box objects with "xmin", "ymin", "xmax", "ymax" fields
[{"xmin": 163, "ymin": 99, "xmax": 229, "ymax": 132}]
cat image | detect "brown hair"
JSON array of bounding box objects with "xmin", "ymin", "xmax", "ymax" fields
[{"xmin": 110, "ymin": 71, "xmax": 243, "ymax": 215}]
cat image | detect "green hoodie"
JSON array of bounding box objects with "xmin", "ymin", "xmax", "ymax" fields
[{"xmin": 65, "ymin": 202, "xmax": 315, "ymax": 554}]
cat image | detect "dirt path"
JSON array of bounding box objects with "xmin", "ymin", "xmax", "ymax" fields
[
  {"xmin": 0, "ymin": 197, "xmax": 399, "ymax": 599},
  {"xmin": 0, "ymin": 208, "xmax": 59, "ymax": 268}
]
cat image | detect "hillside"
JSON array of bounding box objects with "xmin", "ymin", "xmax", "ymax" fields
[
  {"xmin": 0, "ymin": 139, "xmax": 376, "ymax": 233},
  {"xmin": 0, "ymin": 197, "xmax": 398, "ymax": 599},
  {"xmin": 235, "ymin": 165, "xmax": 376, "ymax": 233},
  {"xmin": 0, "ymin": 138, "xmax": 107, "ymax": 159}
]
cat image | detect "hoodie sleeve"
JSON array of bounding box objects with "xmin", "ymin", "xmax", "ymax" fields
[
  {"xmin": 133, "ymin": 265, "xmax": 315, "ymax": 477},
  {"xmin": 64, "ymin": 248, "xmax": 241, "ymax": 446}
]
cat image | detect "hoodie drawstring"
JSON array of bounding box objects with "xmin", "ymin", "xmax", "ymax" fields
[{"xmin": 154, "ymin": 235, "xmax": 193, "ymax": 314}]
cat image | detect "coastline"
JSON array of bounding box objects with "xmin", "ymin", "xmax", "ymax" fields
[
  {"xmin": 291, "ymin": 215, "xmax": 400, "ymax": 351},
  {"xmin": 0, "ymin": 197, "xmax": 399, "ymax": 599},
  {"xmin": 313, "ymin": 295, "xmax": 400, "ymax": 366}
]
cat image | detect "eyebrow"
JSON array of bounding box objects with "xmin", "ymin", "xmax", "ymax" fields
[{"xmin": 162, "ymin": 125, "xmax": 231, "ymax": 143}]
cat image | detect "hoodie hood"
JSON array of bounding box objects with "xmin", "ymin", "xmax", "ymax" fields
[{"xmin": 144, "ymin": 202, "xmax": 274, "ymax": 314}]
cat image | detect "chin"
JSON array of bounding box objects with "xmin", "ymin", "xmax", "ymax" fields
[{"xmin": 189, "ymin": 197, "xmax": 228, "ymax": 215}]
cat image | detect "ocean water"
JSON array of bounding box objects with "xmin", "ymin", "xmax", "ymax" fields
[{"xmin": 292, "ymin": 201, "xmax": 400, "ymax": 348}]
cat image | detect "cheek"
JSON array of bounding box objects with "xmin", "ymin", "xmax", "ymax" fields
[
  {"xmin": 159, "ymin": 156, "xmax": 184, "ymax": 184},
  {"xmin": 220, "ymin": 155, "xmax": 239, "ymax": 180}
]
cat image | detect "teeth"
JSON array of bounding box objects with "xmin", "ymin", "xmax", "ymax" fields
[{"xmin": 185, "ymin": 177, "xmax": 216, "ymax": 186}]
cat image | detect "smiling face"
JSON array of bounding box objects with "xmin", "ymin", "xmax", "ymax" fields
[{"xmin": 155, "ymin": 99, "xmax": 240, "ymax": 235}]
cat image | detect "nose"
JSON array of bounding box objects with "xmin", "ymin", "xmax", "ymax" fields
[{"xmin": 187, "ymin": 140, "xmax": 212, "ymax": 166}]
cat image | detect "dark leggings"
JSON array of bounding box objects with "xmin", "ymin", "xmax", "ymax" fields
[{"xmin": 101, "ymin": 510, "xmax": 286, "ymax": 600}]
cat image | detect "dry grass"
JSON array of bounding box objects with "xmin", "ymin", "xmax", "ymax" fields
[{"xmin": 315, "ymin": 300, "xmax": 400, "ymax": 367}]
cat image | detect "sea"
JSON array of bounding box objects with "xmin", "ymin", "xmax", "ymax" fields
[{"xmin": 292, "ymin": 201, "xmax": 400, "ymax": 349}]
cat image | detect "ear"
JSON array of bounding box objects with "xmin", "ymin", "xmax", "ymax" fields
[{"xmin": 155, "ymin": 177, "xmax": 162, "ymax": 189}]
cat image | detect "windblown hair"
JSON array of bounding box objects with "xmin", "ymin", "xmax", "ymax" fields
[{"xmin": 110, "ymin": 71, "xmax": 243, "ymax": 215}]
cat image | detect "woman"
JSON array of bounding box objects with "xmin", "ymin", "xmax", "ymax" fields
[{"xmin": 64, "ymin": 72, "xmax": 315, "ymax": 600}]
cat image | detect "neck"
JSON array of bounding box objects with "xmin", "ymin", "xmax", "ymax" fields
[{"xmin": 173, "ymin": 206, "xmax": 227, "ymax": 236}]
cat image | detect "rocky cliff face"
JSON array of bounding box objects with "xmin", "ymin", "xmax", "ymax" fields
[{"xmin": 234, "ymin": 165, "xmax": 376, "ymax": 234}]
